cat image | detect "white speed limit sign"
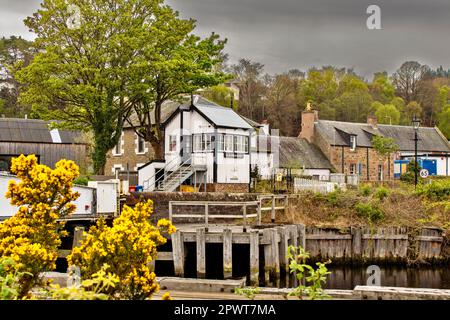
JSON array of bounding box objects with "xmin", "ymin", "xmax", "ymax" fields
[{"xmin": 420, "ymin": 169, "xmax": 429, "ymax": 178}]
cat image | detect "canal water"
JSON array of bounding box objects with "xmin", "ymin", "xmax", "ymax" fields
[{"xmin": 323, "ymin": 266, "xmax": 450, "ymax": 290}]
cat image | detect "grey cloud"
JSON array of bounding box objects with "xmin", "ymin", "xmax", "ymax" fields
[{"xmin": 1, "ymin": 0, "xmax": 450, "ymax": 78}]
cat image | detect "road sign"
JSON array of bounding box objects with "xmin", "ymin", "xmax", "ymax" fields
[{"xmin": 420, "ymin": 169, "xmax": 429, "ymax": 178}]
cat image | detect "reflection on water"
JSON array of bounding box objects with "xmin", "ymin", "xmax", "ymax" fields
[{"xmin": 324, "ymin": 266, "xmax": 450, "ymax": 290}]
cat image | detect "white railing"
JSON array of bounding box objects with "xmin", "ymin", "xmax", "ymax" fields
[{"xmin": 294, "ymin": 178, "xmax": 343, "ymax": 194}]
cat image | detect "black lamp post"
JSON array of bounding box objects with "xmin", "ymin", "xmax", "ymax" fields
[{"xmin": 412, "ymin": 116, "xmax": 421, "ymax": 189}]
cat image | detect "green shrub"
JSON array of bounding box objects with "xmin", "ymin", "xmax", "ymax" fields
[
  {"xmin": 74, "ymin": 176, "xmax": 89, "ymax": 186},
  {"xmin": 400, "ymin": 160, "xmax": 423, "ymax": 184},
  {"xmin": 416, "ymin": 179, "xmax": 450, "ymax": 200},
  {"xmin": 355, "ymin": 202, "xmax": 385, "ymax": 222},
  {"xmin": 358, "ymin": 184, "xmax": 372, "ymax": 197},
  {"xmin": 375, "ymin": 187, "xmax": 389, "ymax": 201}
]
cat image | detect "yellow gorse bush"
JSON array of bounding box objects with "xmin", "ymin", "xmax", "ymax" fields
[
  {"xmin": 0, "ymin": 155, "xmax": 80, "ymax": 298},
  {"xmin": 68, "ymin": 200, "xmax": 176, "ymax": 300}
]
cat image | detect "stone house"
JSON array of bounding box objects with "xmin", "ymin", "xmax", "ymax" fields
[
  {"xmin": 104, "ymin": 101, "xmax": 179, "ymax": 176},
  {"xmin": 299, "ymin": 108, "xmax": 450, "ymax": 181}
]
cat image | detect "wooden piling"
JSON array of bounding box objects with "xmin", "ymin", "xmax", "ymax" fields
[
  {"xmin": 172, "ymin": 230, "xmax": 185, "ymax": 277},
  {"xmin": 249, "ymin": 230, "xmax": 259, "ymax": 286},
  {"xmin": 271, "ymin": 228, "xmax": 281, "ymax": 287},
  {"xmin": 263, "ymin": 229, "xmax": 272, "ymax": 286},
  {"xmin": 223, "ymin": 228, "xmax": 233, "ymax": 279},
  {"xmin": 277, "ymin": 226, "xmax": 290, "ymax": 286},
  {"xmin": 196, "ymin": 228, "xmax": 206, "ymax": 279},
  {"xmin": 351, "ymin": 227, "xmax": 362, "ymax": 259},
  {"xmin": 297, "ymin": 224, "xmax": 306, "ymax": 250}
]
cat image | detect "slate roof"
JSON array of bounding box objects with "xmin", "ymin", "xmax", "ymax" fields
[
  {"xmin": 0, "ymin": 118, "xmax": 84, "ymax": 144},
  {"xmin": 278, "ymin": 136, "xmax": 333, "ymax": 170},
  {"xmin": 315, "ymin": 120, "xmax": 450, "ymax": 153},
  {"xmin": 124, "ymin": 100, "xmax": 181, "ymax": 128}
]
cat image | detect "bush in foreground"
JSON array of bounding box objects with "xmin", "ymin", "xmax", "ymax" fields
[{"xmin": 68, "ymin": 200, "xmax": 176, "ymax": 300}]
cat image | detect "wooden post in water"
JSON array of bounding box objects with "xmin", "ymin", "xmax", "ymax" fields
[
  {"xmin": 263, "ymin": 229, "xmax": 272, "ymax": 286},
  {"xmin": 271, "ymin": 228, "xmax": 281, "ymax": 287},
  {"xmin": 223, "ymin": 228, "xmax": 233, "ymax": 279},
  {"xmin": 287, "ymin": 225, "xmax": 299, "ymax": 287},
  {"xmin": 196, "ymin": 227, "xmax": 206, "ymax": 279},
  {"xmin": 249, "ymin": 230, "xmax": 259, "ymax": 286},
  {"xmin": 351, "ymin": 226, "xmax": 362, "ymax": 259},
  {"xmin": 277, "ymin": 226, "xmax": 289, "ymax": 286},
  {"xmin": 172, "ymin": 230, "xmax": 185, "ymax": 277}
]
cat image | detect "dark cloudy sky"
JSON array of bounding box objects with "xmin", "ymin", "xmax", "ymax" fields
[{"xmin": 2, "ymin": 0, "xmax": 450, "ymax": 79}]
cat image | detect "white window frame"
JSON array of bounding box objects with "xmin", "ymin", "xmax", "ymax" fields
[
  {"xmin": 112, "ymin": 132, "xmax": 124, "ymax": 156},
  {"xmin": 234, "ymin": 135, "xmax": 247, "ymax": 153},
  {"xmin": 350, "ymin": 163, "xmax": 357, "ymax": 175},
  {"xmin": 169, "ymin": 135, "xmax": 177, "ymax": 152},
  {"xmin": 224, "ymin": 135, "xmax": 234, "ymax": 152},
  {"xmin": 193, "ymin": 134, "xmax": 203, "ymax": 152},
  {"xmin": 112, "ymin": 164, "xmax": 124, "ymax": 176},
  {"xmin": 135, "ymin": 134, "xmax": 147, "ymax": 155},
  {"xmin": 350, "ymin": 135, "xmax": 357, "ymax": 151}
]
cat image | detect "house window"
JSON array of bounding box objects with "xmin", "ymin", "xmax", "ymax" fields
[
  {"xmin": 350, "ymin": 163, "xmax": 357, "ymax": 175},
  {"xmin": 169, "ymin": 135, "xmax": 177, "ymax": 152},
  {"xmin": 234, "ymin": 136, "xmax": 248, "ymax": 153},
  {"xmin": 224, "ymin": 135, "xmax": 234, "ymax": 152},
  {"xmin": 113, "ymin": 133, "xmax": 123, "ymax": 156},
  {"xmin": 193, "ymin": 134, "xmax": 202, "ymax": 152},
  {"xmin": 137, "ymin": 135, "xmax": 146, "ymax": 154},
  {"xmin": 203, "ymin": 134, "xmax": 214, "ymax": 152},
  {"xmin": 349, "ymin": 135, "xmax": 357, "ymax": 151},
  {"xmin": 378, "ymin": 165, "xmax": 383, "ymax": 181}
]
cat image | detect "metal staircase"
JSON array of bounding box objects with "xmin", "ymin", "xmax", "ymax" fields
[
  {"xmin": 144, "ymin": 156, "xmax": 207, "ymax": 192},
  {"xmin": 156, "ymin": 164, "xmax": 196, "ymax": 192}
]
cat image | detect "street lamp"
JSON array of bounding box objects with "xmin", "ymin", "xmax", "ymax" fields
[{"xmin": 412, "ymin": 116, "xmax": 421, "ymax": 188}]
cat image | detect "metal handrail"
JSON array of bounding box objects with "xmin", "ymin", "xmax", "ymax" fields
[
  {"xmin": 155, "ymin": 157, "xmax": 193, "ymax": 191},
  {"xmin": 143, "ymin": 155, "xmax": 179, "ymax": 191}
]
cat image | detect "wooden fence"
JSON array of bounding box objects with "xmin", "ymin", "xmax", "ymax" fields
[{"xmin": 168, "ymin": 195, "xmax": 289, "ymax": 228}]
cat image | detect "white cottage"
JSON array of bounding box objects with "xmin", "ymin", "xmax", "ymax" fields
[{"xmin": 139, "ymin": 96, "xmax": 254, "ymax": 192}]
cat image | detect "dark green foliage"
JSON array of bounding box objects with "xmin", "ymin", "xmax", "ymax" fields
[
  {"xmin": 416, "ymin": 179, "xmax": 450, "ymax": 200},
  {"xmin": 400, "ymin": 160, "xmax": 423, "ymax": 184},
  {"xmin": 74, "ymin": 177, "xmax": 89, "ymax": 186},
  {"xmin": 355, "ymin": 202, "xmax": 385, "ymax": 222},
  {"xmin": 358, "ymin": 184, "xmax": 372, "ymax": 196},
  {"xmin": 375, "ymin": 187, "xmax": 389, "ymax": 201}
]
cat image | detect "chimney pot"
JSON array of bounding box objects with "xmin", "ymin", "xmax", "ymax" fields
[{"xmin": 367, "ymin": 115, "xmax": 378, "ymax": 129}]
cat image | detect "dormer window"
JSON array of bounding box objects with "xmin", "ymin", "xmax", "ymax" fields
[{"xmin": 350, "ymin": 135, "xmax": 357, "ymax": 151}]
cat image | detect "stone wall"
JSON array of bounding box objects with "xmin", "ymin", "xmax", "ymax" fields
[
  {"xmin": 126, "ymin": 191, "xmax": 258, "ymax": 222},
  {"xmin": 327, "ymin": 145, "xmax": 394, "ymax": 181},
  {"xmin": 105, "ymin": 128, "xmax": 155, "ymax": 175},
  {"xmin": 206, "ymin": 183, "xmax": 249, "ymax": 193}
]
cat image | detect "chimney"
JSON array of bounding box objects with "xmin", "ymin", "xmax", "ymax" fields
[
  {"xmin": 260, "ymin": 119, "xmax": 270, "ymax": 135},
  {"xmin": 299, "ymin": 102, "xmax": 318, "ymax": 142},
  {"xmin": 367, "ymin": 115, "xmax": 378, "ymax": 129}
]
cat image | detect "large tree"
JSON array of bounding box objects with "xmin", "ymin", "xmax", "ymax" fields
[
  {"xmin": 392, "ymin": 61, "xmax": 430, "ymax": 103},
  {"xmin": 0, "ymin": 36, "xmax": 35, "ymax": 117},
  {"xmin": 123, "ymin": 8, "xmax": 227, "ymax": 158},
  {"xmin": 231, "ymin": 59, "xmax": 266, "ymax": 121},
  {"xmin": 17, "ymin": 0, "xmax": 224, "ymax": 173}
]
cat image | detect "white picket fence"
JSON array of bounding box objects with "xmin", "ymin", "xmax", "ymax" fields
[{"xmin": 294, "ymin": 178, "xmax": 344, "ymax": 194}]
